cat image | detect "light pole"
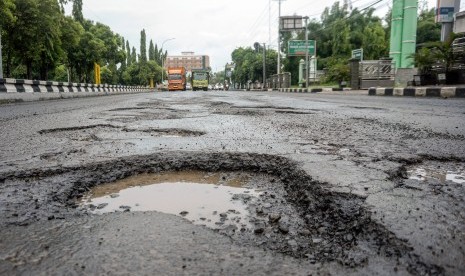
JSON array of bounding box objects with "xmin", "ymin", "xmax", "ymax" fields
[{"xmin": 161, "ymin": 38, "xmax": 175, "ymax": 85}]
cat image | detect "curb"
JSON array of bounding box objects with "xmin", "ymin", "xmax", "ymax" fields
[
  {"xmin": 276, "ymin": 88, "xmax": 350, "ymax": 93},
  {"xmin": 368, "ymin": 87, "xmax": 465, "ymax": 98}
]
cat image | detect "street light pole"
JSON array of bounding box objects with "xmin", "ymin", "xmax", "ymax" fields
[{"xmin": 161, "ymin": 38, "xmax": 175, "ymax": 86}]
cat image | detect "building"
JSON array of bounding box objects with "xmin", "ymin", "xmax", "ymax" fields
[{"xmin": 164, "ymin": 52, "xmax": 210, "ymax": 71}]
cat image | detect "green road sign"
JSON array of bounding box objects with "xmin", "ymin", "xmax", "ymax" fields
[
  {"xmin": 288, "ymin": 40, "xmax": 316, "ymax": 56},
  {"xmin": 352, "ymin": 48, "xmax": 363, "ymax": 60}
]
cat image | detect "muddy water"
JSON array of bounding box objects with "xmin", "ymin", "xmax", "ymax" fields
[
  {"xmin": 407, "ymin": 163, "xmax": 465, "ymax": 184},
  {"xmin": 80, "ymin": 171, "xmax": 260, "ymax": 230}
]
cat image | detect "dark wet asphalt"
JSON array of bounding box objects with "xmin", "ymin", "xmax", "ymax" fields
[{"xmin": 0, "ymin": 91, "xmax": 464, "ymax": 275}]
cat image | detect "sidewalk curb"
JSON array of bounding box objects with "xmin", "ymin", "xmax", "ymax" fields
[
  {"xmin": 276, "ymin": 88, "xmax": 350, "ymax": 93},
  {"xmin": 368, "ymin": 87, "xmax": 465, "ymax": 98}
]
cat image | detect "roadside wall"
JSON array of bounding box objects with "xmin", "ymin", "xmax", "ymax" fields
[{"xmin": 0, "ymin": 78, "xmax": 153, "ymax": 102}]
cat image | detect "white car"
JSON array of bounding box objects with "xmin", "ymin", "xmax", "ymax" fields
[{"xmin": 186, "ymin": 83, "xmax": 191, "ymax": 90}]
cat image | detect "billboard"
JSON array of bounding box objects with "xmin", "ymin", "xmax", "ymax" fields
[
  {"xmin": 436, "ymin": 0, "xmax": 461, "ymax": 23},
  {"xmin": 288, "ymin": 40, "xmax": 316, "ymax": 56},
  {"xmin": 280, "ymin": 16, "xmax": 303, "ymax": 31}
]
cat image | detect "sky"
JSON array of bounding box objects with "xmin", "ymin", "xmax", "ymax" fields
[{"xmin": 67, "ymin": 0, "xmax": 444, "ymax": 72}]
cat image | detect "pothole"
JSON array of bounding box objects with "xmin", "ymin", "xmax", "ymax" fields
[
  {"xmin": 275, "ymin": 110, "xmax": 316, "ymax": 115},
  {"xmin": 0, "ymin": 153, "xmax": 443, "ymax": 274},
  {"xmin": 407, "ymin": 161, "xmax": 465, "ymax": 184},
  {"xmin": 79, "ymin": 171, "xmax": 261, "ymax": 230},
  {"xmin": 39, "ymin": 125, "xmax": 205, "ymax": 141}
]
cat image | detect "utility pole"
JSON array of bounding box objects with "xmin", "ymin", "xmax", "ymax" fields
[
  {"xmin": 269, "ymin": 0, "xmax": 271, "ymax": 46},
  {"xmin": 304, "ymin": 16, "xmax": 309, "ymax": 90},
  {"xmin": 263, "ymin": 43, "xmax": 266, "ymax": 90},
  {"xmin": 273, "ymin": 0, "xmax": 286, "ymax": 75},
  {"xmin": 0, "ymin": 26, "xmax": 3, "ymax": 79}
]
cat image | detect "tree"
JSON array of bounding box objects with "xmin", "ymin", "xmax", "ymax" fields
[
  {"xmin": 154, "ymin": 44, "xmax": 159, "ymax": 63},
  {"xmin": 7, "ymin": 0, "xmax": 63, "ymax": 79},
  {"xmin": 131, "ymin": 47, "xmax": 137, "ymax": 64},
  {"xmin": 126, "ymin": 40, "xmax": 131, "ymax": 66},
  {"xmin": 60, "ymin": 16, "xmax": 84, "ymax": 82},
  {"xmin": 140, "ymin": 29, "xmax": 147, "ymax": 63},
  {"xmin": 76, "ymin": 31, "xmax": 105, "ymax": 82},
  {"xmin": 417, "ymin": 8, "xmax": 441, "ymax": 45},
  {"xmin": 0, "ymin": 0, "xmax": 16, "ymax": 78},
  {"xmin": 36, "ymin": 0, "xmax": 63, "ymax": 80},
  {"xmin": 72, "ymin": 0, "xmax": 84, "ymax": 24},
  {"xmin": 148, "ymin": 39, "xmax": 155, "ymax": 61}
]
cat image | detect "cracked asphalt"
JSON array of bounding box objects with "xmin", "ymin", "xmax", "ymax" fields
[{"xmin": 0, "ymin": 91, "xmax": 464, "ymax": 275}]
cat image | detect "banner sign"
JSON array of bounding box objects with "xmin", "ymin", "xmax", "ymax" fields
[{"xmin": 288, "ymin": 40, "xmax": 316, "ymax": 56}]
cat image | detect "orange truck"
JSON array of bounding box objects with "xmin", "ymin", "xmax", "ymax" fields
[{"xmin": 167, "ymin": 67, "xmax": 186, "ymax": 91}]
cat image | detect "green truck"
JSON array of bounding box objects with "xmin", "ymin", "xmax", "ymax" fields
[{"xmin": 191, "ymin": 69, "xmax": 210, "ymax": 91}]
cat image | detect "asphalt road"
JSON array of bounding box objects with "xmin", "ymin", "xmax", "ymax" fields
[{"xmin": 0, "ymin": 90, "xmax": 464, "ymax": 275}]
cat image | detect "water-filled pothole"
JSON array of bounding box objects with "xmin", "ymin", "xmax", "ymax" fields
[
  {"xmin": 407, "ymin": 162, "xmax": 465, "ymax": 184},
  {"xmin": 80, "ymin": 171, "xmax": 261, "ymax": 230}
]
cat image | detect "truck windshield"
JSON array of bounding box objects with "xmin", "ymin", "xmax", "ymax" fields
[
  {"xmin": 193, "ymin": 73, "xmax": 207, "ymax": 81},
  {"xmin": 169, "ymin": 74, "xmax": 182, "ymax": 80}
]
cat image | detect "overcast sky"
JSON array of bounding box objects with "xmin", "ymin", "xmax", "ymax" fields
[{"xmin": 68, "ymin": 0, "xmax": 441, "ymax": 72}]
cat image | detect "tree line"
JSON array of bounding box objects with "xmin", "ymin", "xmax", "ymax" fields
[
  {"xmin": 0, "ymin": 0, "xmax": 166, "ymax": 85},
  {"xmin": 231, "ymin": 1, "xmax": 441, "ymax": 86}
]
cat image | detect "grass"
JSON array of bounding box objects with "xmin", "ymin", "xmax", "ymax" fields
[{"xmin": 0, "ymin": 99, "xmax": 24, "ymax": 105}]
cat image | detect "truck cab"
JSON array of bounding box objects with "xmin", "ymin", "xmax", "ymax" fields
[
  {"xmin": 167, "ymin": 67, "xmax": 186, "ymax": 91},
  {"xmin": 191, "ymin": 69, "xmax": 210, "ymax": 91}
]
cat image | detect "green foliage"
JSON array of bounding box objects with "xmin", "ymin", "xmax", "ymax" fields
[
  {"xmin": 52, "ymin": 64, "xmax": 68, "ymax": 82},
  {"xmin": 148, "ymin": 39, "xmax": 155, "ymax": 61},
  {"xmin": 2, "ymin": 0, "xmax": 165, "ymax": 85},
  {"xmin": 100, "ymin": 65, "xmax": 113, "ymax": 84},
  {"xmin": 323, "ymin": 57, "xmax": 350, "ymax": 83},
  {"xmin": 417, "ymin": 8, "xmax": 441, "ymax": 45},
  {"xmin": 140, "ymin": 29, "xmax": 147, "ymax": 63},
  {"xmin": 231, "ymin": 47, "xmax": 277, "ymax": 87},
  {"xmin": 412, "ymin": 47, "xmax": 436, "ymax": 74},
  {"xmin": 72, "ymin": 0, "xmax": 83, "ymax": 24},
  {"xmin": 0, "ymin": 0, "xmax": 16, "ymax": 26}
]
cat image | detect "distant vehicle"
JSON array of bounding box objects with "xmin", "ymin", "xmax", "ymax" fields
[
  {"xmin": 191, "ymin": 69, "xmax": 210, "ymax": 91},
  {"xmin": 214, "ymin": 83, "xmax": 222, "ymax": 90},
  {"xmin": 167, "ymin": 67, "xmax": 186, "ymax": 91},
  {"xmin": 208, "ymin": 84, "xmax": 213, "ymax": 90},
  {"xmin": 186, "ymin": 83, "xmax": 192, "ymax": 90}
]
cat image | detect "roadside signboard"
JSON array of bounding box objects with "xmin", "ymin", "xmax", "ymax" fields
[
  {"xmin": 288, "ymin": 40, "xmax": 316, "ymax": 56},
  {"xmin": 280, "ymin": 16, "xmax": 303, "ymax": 31},
  {"xmin": 436, "ymin": 0, "xmax": 460, "ymax": 22},
  {"xmin": 352, "ymin": 48, "xmax": 363, "ymax": 60}
]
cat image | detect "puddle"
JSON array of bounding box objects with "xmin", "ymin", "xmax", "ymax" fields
[
  {"xmin": 80, "ymin": 171, "xmax": 260, "ymax": 230},
  {"xmin": 407, "ymin": 163, "xmax": 465, "ymax": 184}
]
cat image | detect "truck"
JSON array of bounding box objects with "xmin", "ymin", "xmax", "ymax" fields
[
  {"xmin": 167, "ymin": 67, "xmax": 186, "ymax": 91},
  {"xmin": 191, "ymin": 69, "xmax": 210, "ymax": 91}
]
